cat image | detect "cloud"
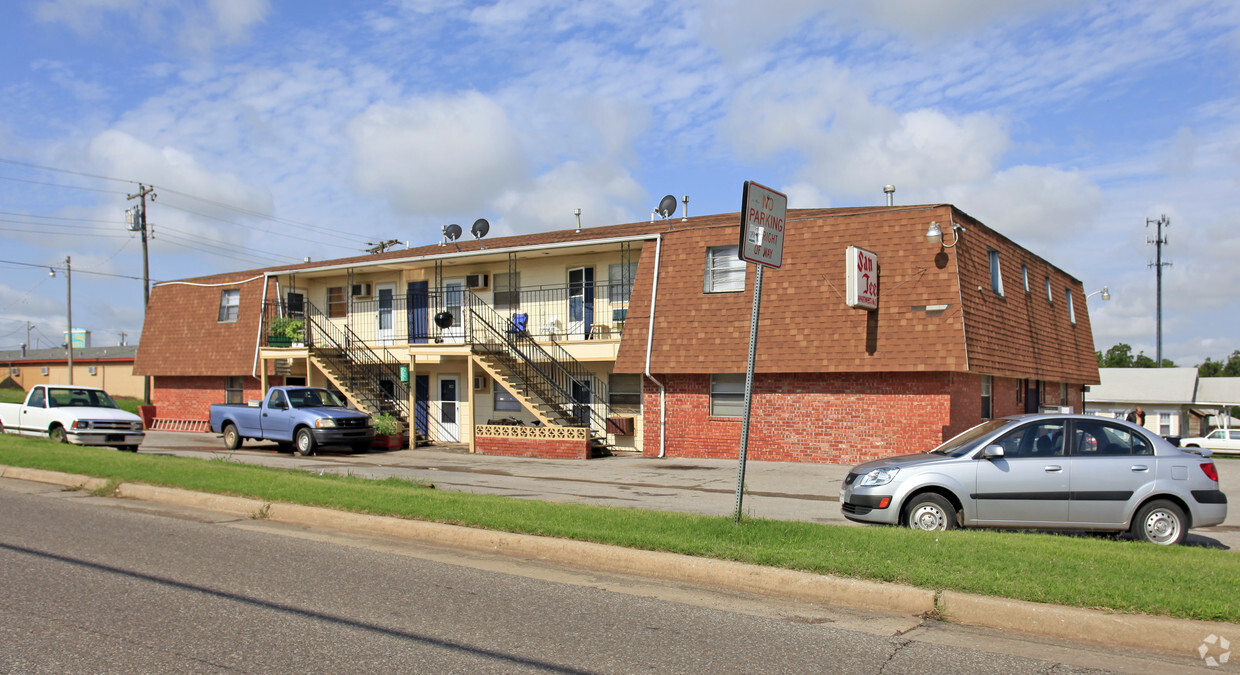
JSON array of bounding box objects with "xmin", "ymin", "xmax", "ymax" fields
[
  {"xmin": 347, "ymin": 93, "xmax": 527, "ymax": 216},
  {"xmin": 491, "ymin": 160, "xmax": 645, "ymax": 233},
  {"xmin": 32, "ymin": 0, "xmax": 269, "ymax": 52}
]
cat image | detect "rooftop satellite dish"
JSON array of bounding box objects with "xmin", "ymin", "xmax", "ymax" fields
[
  {"xmin": 657, "ymin": 194, "xmax": 678, "ymax": 218},
  {"xmin": 444, "ymin": 223, "xmax": 462, "ymax": 241},
  {"xmin": 471, "ymin": 218, "xmax": 490, "ymax": 239}
]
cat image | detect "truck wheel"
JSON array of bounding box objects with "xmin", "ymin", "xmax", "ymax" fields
[
  {"xmin": 294, "ymin": 428, "xmax": 316, "ymax": 456},
  {"xmin": 222, "ymin": 423, "xmax": 243, "ymax": 450},
  {"xmin": 49, "ymin": 425, "xmax": 68, "ymax": 444}
]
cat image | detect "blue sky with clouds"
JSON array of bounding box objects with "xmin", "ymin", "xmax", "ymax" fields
[{"xmin": 0, "ymin": 0, "xmax": 1237, "ymax": 367}]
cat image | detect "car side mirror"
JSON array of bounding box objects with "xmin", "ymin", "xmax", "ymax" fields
[{"xmin": 981, "ymin": 444, "xmax": 1005, "ymax": 459}]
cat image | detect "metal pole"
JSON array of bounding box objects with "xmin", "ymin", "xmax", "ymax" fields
[
  {"xmin": 65, "ymin": 256, "xmax": 73, "ymax": 385},
  {"xmin": 734, "ymin": 264, "xmax": 764, "ymax": 523}
]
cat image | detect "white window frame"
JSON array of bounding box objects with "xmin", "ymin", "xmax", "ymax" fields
[
  {"xmin": 1045, "ymin": 277, "xmax": 1053, "ymax": 303},
  {"xmin": 608, "ymin": 373, "xmax": 642, "ymax": 409},
  {"xmin": 1066, "ymin": 288, "xmax": 1076, "ymax": 324},
  {"xmin": 225, "ymin": 376, "xmax": 245, "ymax": 405},
  {"xmin": 988, "ymin": 250, "xmax": 1003, "ymax": 297},
  {"xmin": 493, "ymin": 272, "xmax": 520, "ymax": 311},
  {"xmin": 981, "ymin": 375, "xmax": 993, "ymax": 419},
  {"xmin": 1021, "ymin": 264, "xmax": 1029, "ymax": 293},
  {"xmin": 705, "ymin": 246, "xmax": 745, "ymax": 293},
  {"xmin": 710, "ymin": 374, "xmax": 745, "ymax": 417},
  {"xmin": 218, "ymin": 289, "xmax": 240, "ymax": 323}
]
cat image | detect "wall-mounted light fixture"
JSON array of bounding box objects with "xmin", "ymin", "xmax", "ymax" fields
[
  {"xmin": 926, "ymin": 221, "xmax": 965, "ymax": 248},
  {"xmin": 1086, "ymin": 286, "xmax": 1111, "ymax": 302}
]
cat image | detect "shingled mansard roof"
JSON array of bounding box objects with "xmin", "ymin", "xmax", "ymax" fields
[{"xmin": 135, "ymin": 204, "xmax": 1099, "ymax": 384}]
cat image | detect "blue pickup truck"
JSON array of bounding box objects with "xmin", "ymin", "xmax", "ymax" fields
[{"xmin": 208, "ymin": 386, "xmax": 374, "ymax": 456}]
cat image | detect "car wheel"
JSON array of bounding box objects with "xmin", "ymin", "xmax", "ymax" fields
[
  {"xmin": 48, "ymin": 425, "xmax": 68, "ymax": 444},
  {"xmin": 903, "ymin": 493, "xmax": 957, "ymax": 531},
  {"xmin": 294, "ymin": 428, "xmax": 316, "ymax": 456},
  {"xmin": 222, "ymin": 424, "xmax": 242, "ymax": 450},
  {"xmin": 1131, "ymin": 500, "xmax": 1187, "ymax": 545}
]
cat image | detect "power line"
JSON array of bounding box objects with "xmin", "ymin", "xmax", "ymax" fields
[{"xmin": 0, "ymin": 258, "xmax": 149, "ymax": 281}]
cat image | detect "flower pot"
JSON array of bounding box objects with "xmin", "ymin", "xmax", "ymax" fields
[
  {"xmin": 267, "ymin": 336, "xmax": 293, "ymax": 347},
  {"xmin": 371, "ymin": 434, "xmax": 404, "ymax": 450}
]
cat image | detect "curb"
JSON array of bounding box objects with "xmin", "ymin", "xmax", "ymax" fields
[{"xmin": 3, "ymin": 465, "xmax": 1238, "ymax": 658}]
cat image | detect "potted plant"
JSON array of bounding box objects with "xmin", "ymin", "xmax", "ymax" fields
[
  {"xmin": 267, "ymin": 316, "xmax": 305, "ymax": 347},
  {"xmin": 371, "ymin": 413, "xmax": 405, "ymax": 450}
]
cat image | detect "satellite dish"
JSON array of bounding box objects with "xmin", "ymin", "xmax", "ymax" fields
[
  {"xmin": 657, "ymin": 194, "xmax": 677, "ymax": 218},
  {"xmin": 471, "ymin": 218, "xmax": 490, "ymax": 239},
  {"xmin": 444, "ymin": 223, "xmax": 462, "ymax": 241}
]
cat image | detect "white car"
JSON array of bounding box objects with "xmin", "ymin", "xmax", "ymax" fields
[
  {"xmin": 1181, "ymin": 428, "xmax": 1240, "ymax": 455},
  {"xmin": 0, "ymin": 384, "xmax": 145, "ymax": 451}
]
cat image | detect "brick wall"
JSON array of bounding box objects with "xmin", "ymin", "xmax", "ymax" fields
[
  {"xmin": 642, "ymin": 372, "xmax": 961, "ymax": 464},
  {"xmin": 151, "ymin": 375, "xmax": 267, "ymax": 420},
  {"xmin": 475, "ymin": 435, "xmax": 589, "ymax": 459}
]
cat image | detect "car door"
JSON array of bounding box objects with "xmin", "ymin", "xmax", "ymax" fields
[
  {"xmin": 262, "ymin": 390, "xmax": 294, "ymax": 441},
  {"xmin": 973, "ymin": 420, "xmax": 1070, "ymax": 525},
  {"xmin": 1067, "ymin": 419, "xmax": 1153, "ymax": 526}
]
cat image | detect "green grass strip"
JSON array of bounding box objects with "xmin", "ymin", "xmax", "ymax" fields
[{"xmin": 2, "ymin": 434, "xmax": 1237, "ymax": 623}]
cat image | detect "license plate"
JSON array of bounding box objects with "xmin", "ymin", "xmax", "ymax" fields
[{"xmin": 106, "ymin": 434, "xmax": 123, "ymax": 442}]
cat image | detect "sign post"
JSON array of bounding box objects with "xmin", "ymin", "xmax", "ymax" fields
[{"xmin": 734, "ymin": 181, "xmax": 786, "ymax": 523}]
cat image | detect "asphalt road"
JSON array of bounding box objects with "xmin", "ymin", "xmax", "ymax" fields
[
  {"xmin": 136, "ymin": 431, "xmax": 1240, "ymax": 550},
  {"xmin": 0, "ymin": 479, "xmax": 1212, "ymax": 673}
]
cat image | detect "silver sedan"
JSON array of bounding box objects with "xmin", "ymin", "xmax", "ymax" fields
[{"xmin": 840, "ymin": 414, "xmax": 1228, "ymax": 545}]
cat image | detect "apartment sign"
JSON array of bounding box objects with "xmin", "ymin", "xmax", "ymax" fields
[
  {"xmin": 738, "ymin": 181, "xmax": 786, "ymax": 269},
  {"xmin": 845, "ymin": 245, "xmax": 879, "ymax": 309}
]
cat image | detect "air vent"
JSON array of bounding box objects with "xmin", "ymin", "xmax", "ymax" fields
[{"xmin": 465, "ymin": 274, "xmax": 489, "ymax": 290}]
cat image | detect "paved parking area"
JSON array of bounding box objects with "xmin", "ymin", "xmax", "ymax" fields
[{"xmin": 137, "ymin": 431, "xmax": 1240, "ymax": 550}]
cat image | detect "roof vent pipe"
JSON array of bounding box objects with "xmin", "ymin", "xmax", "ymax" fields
[
  {"xmin": 682, "ymin": 195, "xmax": 689, "ymax": 222},
  {"xmin": 574, "ymin": 208, "xmax": 581, "ymax": 233},
  {"xmin": 883, "ymin": 184, "xmax": 895, "ymax": 206}
]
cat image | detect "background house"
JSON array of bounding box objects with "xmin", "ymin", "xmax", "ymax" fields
[
  {"xmin": 136, "ymin": 203, "xmax": 1099, "ymax": 463},
  {"xmin": 1083, "ymin": 368, "xmax": 1240, "ymax": 439},
  {"xmin": 1, "ymin": 345, "xmax": 143, "ymax": 398}
]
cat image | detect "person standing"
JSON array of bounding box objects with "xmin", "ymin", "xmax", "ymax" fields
[{"xmin": 1126, "ymin": 406, "xmax": 1146, "ymax": 427}]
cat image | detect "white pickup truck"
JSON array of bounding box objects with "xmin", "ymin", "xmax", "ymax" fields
[
  {"xmin": 0, "ymin": 384, "xmax": 145, "ymax": 451},
  {"xmin": 1181, "ymin": 428, "xmax": 1240, "ymax": 455}
]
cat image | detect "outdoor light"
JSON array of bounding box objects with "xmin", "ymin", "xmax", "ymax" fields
[
  {"xmin": 926, "ymin": 221, "xmax": 964, "ymax": 248},
  {"xmin": 1087, "ymin": 286, "xmax": 1111, "ymax": 302},
  {"xmin": 48, "ymin": 268, "xmax": 55, "ymax": 277}
]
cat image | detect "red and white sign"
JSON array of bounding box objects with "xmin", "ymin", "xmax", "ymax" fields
[
  {"xmin": 845, "ymin": 246, "xmax": 878, "ymax": 309},
  {"xmin": 738, "ymin": 181, "xmax": 786, "ymax": 269}
]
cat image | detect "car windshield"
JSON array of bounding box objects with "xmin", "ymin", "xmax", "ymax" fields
[
  {"xmin": 46, "ymin": 388, "xmax": 118, "ymax": 409},
  {"xmin": 927, "ymin": 419, "xmax": 1010, "ymax": 456},
  {"xmin": 287, "ymin": 388, "xmax": 346, "ymax": 408}
]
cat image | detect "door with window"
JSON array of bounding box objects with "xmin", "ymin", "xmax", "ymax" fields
[
  {"xmin": 567, "ymin": 267, "xmax": 594, "ymax": 339},
  {"xmin": 438, "ymin": 375, "xmax": 459, "ymax": 442},
  {"xmin": 442, "ymin": 279, "xmax": 466, "ymax": 343},
  {"xmin": 376, "ymin": 283, "xmax": 396, "ymax": 345}
]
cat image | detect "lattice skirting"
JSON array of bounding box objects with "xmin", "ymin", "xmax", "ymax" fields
[
  {"xmin": 475, "ymin": 425, "xmax": 589, "ymax": 440},
  {"xmin": 150, "ymin": 418, "xmax": 210, "ymax": 433}
]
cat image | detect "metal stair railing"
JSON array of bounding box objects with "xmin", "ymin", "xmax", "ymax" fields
[
  {"xmin": 466, "ymin": 294, "xmax": 613, "ymax": 438},
  {"xmin": 296, "ymin": 300, "xmax": 410, "ymax": 422}
]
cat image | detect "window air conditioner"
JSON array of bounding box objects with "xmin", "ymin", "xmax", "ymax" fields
[
  {"xmin": 465, "ymin": 273, "xmax": 489, "ymax": 290},
  {"xmin": 351, "ymin": 283, "xmax": 372, "ymax": 298}
]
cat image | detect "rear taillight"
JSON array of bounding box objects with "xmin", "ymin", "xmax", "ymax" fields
[{"xmin": 1202, "ymin": 462, "xmax": 1219, "ymax": 482}]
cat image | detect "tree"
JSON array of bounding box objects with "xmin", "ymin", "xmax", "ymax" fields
[
  {"xmin": 1098, "ymin": 343, "xmax": 1134, "ymax": 368},
  {"xmin": 1197, "ymin": 350, "xmax": 1240, "ymax": 377},
  {"xmin": 1224, "ymin": 350, "xmax": 1240, "ymax": 377}
]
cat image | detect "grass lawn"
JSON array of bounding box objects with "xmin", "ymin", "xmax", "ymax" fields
[{"xmin": 1, "ymin": 433, "xmax": 1237, "ymax": 623}]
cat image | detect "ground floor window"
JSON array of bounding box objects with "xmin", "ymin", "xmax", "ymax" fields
[
  {"xmin": 608, "ymin": 373, "xmax": 642, "ymax": 412},
  {"xmin": 1159, "ymin": 412, "xmax": 1172, "ymax": 437},
  {"xmin": 495, "ymin": 386, "xmax": 521, "ymax": 411},
  {"xmin": 981, "ymin": 375, "xmax": 993, "ymax": 419},
  {"xmin": 225, "ymin": 376, "xmax": 245, "ymax": 404},
  {"xmin": 710, "ymin": 374, "xmax": 745, "ymax": 417}
]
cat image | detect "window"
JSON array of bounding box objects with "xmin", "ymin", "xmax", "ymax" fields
[
  {"xmin": 1066, "ymin": 289, "xmax": 1076, "ymax": 324},
  {"xmin": 225, "ymin": 376, "xmax": 245, "ymax": 405},
  {"xmin": 609, "ymin": 373, "xmax": 642, "ymax": 411},
  {"xmin": 494, "ymin": 386, "xmax": 521, "ymax": 412},
  {"xmin": 1160, "ymin": 412, "xmax": 1172, "ymax": 437},
  {"xmin": 1021, "ymin": 265, "xmax": 1029, "ymax": 292},
  {"xmin": 992, "ymin": 421, "xmax": 1065, "ymax": 458},
  {"xmin": 705, "ymin": 246, "xmax": 745, "ymax": 293},
  {"xmin": 88, "ymin": 366, "xmax": 98, "ymax": 376},
  {"xmin": 981, "ymin": 375, "xmax": 993, "ymax": 419},
  {"xmin": 8, "ymin": 367, "xmax": 17, "ymax": 377},
  {"xmin": 1072, "ymin": 420, "xmax": 1150, "ymax": 456},
  {"xmin": 1059, "ymin": 382, "xmax": 1068, "ymax": 405},
  {"xmin": 41, "ymin": 366, "xmax": 49, "ymax": 376},
  {"xmin": 609, "ymin": 263, "xmax": 638, "ymax": 303},
  {"xmin": 493, "ymin": 272, "xmax": 520, "ymax": 311},
  {"xmin": 327, "ymin": 287, "xmax": 346, "ymax": 318},
  {"xmin": 218, "ymin": 289, "xmax": 240, "ymax": 322},
  {"xmin": 988, "ymin": 249, "xmax": 1003, "ymax": 296},
  {"xmin": 710, "ymin": 374, "xmax": 745, "ymax": 416},
  {"xmin": 1045, "ymin": 277, "xmax": 1053, "ymax": 303}
]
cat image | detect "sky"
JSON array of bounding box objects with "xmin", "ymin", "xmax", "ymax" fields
[{"xmin": 0, "ymin": 0, "xmax": 1237, "ymax": 368}]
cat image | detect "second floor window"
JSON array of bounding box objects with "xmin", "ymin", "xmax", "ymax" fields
[
  {"xmin": 705, "ymin": 246, "xmax": 744, "ymax": 293},
  {"xmin": 494, "ymin": 272, "xmax": 520, "ymax": 311},
  {"xmin": 609, "ymin": 262, "xmax": 638, "ymax": 303},
  {"xmin": 327, "ymin": 287, "xmax": 346, "ymax": 318},
  {"xmin": 218, "ymin": 289, "xmax": 240, "ymax": 322},
  {"xmin": 988, "ymin": 250, "xmax": 1003, "ymax": 297}
]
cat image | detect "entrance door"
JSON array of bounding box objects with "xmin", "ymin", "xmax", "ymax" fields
[
  {"xmin": 376, "ymin": 283, "xmax": 396, "ymax": 345},
  {"xmin": 414, "ymin": 375, "xmax": 429, "ymax": 436},
  {"xmin": 571, "ymin": 378, "xmax": 592, "ymax": 428},
  {"xmin": 442, "ymin": 279, "xmax": 466, "ymax": 343},
  {"xmin": 1024, "ymin": 379, "xmax": 1040, "ymax": 414},
  {"xmin": 438, "ymin": 375, "xmax": 460, "ymax": 442},
  {"xmin": 567, "ymin": 267, "xmax": 594, "ymax": 339}
]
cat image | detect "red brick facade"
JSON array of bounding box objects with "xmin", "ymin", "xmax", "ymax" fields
[
  {"xmin": 642, "ymin": 372, "xmax": 1083, "ymax": 464},
  {"xmin": 151, "ymin": 375, "xmax": 266, "ymax": 422},
  {"xmin": 475, "ymin": 434, "xmax": 590, "ymax": 459}
]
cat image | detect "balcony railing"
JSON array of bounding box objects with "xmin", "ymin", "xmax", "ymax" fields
[{"xmin": 329, "ymin": 282, "xmax": 633, "ymax": 345}]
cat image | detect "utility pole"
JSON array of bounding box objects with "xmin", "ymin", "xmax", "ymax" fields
[
  {"xmin": 1146, "ymin": 214, "xmax": 1171, "ymax": 367},
  {"xmin": 127, "ymin": 184, "xmax": 156, "ymax": 403},
  {"xmin": 65, "ymin": 256, "xmax": 73, "ymax": 385},
  {"xmin": 365, "ymin": 239, "xmax": 402, "ymax": 254}
]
